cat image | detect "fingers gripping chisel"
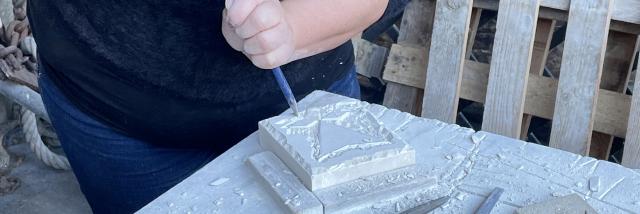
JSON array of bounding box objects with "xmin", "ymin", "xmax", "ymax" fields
[{"xmin": 271, "ymin": 67, "xmax": 300, "ymax": 116}]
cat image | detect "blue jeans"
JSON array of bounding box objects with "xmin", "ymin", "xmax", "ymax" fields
[{"xmin": 40, "ymin": 67, "xmax": 360, "ymax": 213}]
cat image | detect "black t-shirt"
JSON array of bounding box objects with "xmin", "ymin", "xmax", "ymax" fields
[{"xmin": 27, "ymin": 0, "xmax": 354, "ymax": 150}]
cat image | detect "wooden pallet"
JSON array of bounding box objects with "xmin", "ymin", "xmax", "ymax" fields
[{"xmin": 381, "ymin": 0, "xmax": 640, "ymax": 168}]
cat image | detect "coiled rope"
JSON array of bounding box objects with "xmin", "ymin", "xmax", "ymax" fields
[{"xmin": 0, "ymin": 0, "xmax": 70, "ymax": 170}]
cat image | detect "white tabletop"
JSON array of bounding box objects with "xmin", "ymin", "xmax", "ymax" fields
[{"xmin": 139, "ymin": 91, "xmax": 640, "ymax": 214}]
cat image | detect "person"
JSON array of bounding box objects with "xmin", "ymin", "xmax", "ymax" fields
[{"xmin": 28, "ymin": 0, "xmax": 388, "ymax": 212}]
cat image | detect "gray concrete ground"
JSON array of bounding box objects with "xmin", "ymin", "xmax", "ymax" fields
[{"xmin": 0, "ymin": 141, "xmax": 91, "ymax": 214}]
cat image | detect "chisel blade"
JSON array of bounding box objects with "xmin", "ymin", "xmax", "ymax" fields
[{"xmin": 271, "ymin": 67, "xmax": 300, "ymax": 116}]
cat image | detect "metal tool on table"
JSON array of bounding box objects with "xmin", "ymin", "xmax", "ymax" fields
[
  {"xmin": 271, "ymin": 67, "xmax": 300, "ymax": 116},
  {"xmin": 401, "ymin": 196, "xmax": 451, "ymax": 214},
  {"xmin": 475, "ymin": 187, "xmax": 505, "ymax": 214}
]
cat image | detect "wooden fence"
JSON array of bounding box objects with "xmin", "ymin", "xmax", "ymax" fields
[{"xmin": 363, "ymin": 0, "xmax": 640, "ymax": 168}]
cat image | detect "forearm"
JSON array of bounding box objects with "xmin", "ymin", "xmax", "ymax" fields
[{"xmin": 282, "ymin": 0, "xmax": 388, "ymax": 60}]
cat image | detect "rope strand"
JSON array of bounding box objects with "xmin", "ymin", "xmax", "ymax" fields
[{"xmin": 20, "ymin": 107, "xmax": 70, "ymax": 170}]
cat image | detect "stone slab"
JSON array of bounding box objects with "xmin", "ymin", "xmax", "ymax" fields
[
  {"xmin": 246, "ymin": 151, "xmax": 322, "ymax": 214},
  {"xmin": 313, "ymin": 165, "xmax": 437, "ymax": 213},
  {"xmin": 140, "ymin": 91, "xmax": 640, "ymax": 214},
  {"xmin": 259, "ymin": 95, "xmax": 415, "ymax": 191}
]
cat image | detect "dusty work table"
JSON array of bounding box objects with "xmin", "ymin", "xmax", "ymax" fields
[{"xmin": 139, "ymin": 91, "xmax": 640, "ymax": 213}]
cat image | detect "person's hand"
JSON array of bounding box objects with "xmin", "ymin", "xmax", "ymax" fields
[{"xmin": 222, "ymin": 0, "xmax": 296, "ymax": 69}]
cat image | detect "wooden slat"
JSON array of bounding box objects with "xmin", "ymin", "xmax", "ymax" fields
[
  {"xmin": 420, "ymin": 0, "xmax": 473, "ymax": 122},
  {"xmin": 621, "ymin": 37, "xmax": 640, "ymax": 93},
  {"xmin": 474, "ymin": 0, "xmax": 640, "ymax": 25},
  {"xmin": 383, "ymin": 45, "xmax": 429, "ymax": 88},
  {"xmin": 353, "ymin": 38, "xmax": 389, "ymax": 82},
  {"xmin": 382, "ymin": 85, "xmax": 423, "ymax": 112},
  {"xmin": 601, "ymin": 32, "xmax": 640, "ymax": 93},
  {"xmin": 521, "ymin": 18, "xmax": 556, "ymax": 139},
  {"xmin": 481, "ymin": 0, "xmax": 540, "ymax": 138},
  {"xmin": 624, "ymin": 104, "xmax": 640, "ymax": 168},
  {"xmin": 590, "ymin": 132, "xmax": 614, "ymax": 160},
  {"xmin": 530, "ymin": 19, "xmax": 556, "ymax": 76},
  {"xmin": 623, "ymin": 37, "xmax": 640, "ymax": 168},
  {"xmin": 540, "ymin": 0, "xmax": 639, "ymax": 27},
  {"xmin": 466, "ymin": 8, "xmax": 483, "ymax": 58},
  {"xmin": 382, "ymin": 0, "xmax": 435, "ymax": 114},
  {"xmin": 549, "ymin": 0, "xmax": 612, "ymax": 155},
  {"xmin": 474, "ymin": 0, "xmax": 640, "ymax": 35},
  {"xmin": 588, "ymin": 32, "xmax": 639, "ymax": 160},
  {"xmin": 396, "ymin": 0, "xmax": 435, "ymax": 47},
  {"xmin": 382, "ymin": 45, "xmax": 631, "ymax": 138}
]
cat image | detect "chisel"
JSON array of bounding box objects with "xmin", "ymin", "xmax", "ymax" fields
[
  {"xmin": 475, "ymin": 187, "xmax": 504, "ymax": 214},
  {"xmin": 401, "ymin": 196, "xmax": 450, "ymax": 214},
  {"xmin": 271, "ymin": 67, "xmax": 300, "ymax": 116}
]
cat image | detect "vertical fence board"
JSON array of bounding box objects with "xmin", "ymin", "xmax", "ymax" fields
[
  {"xmin": 383, "ymin": 0, "xmax": 435, "ymax": 114},
  {"xmin": 624, "ymin": 99, "xmax": 640, "ymax": 168},
  {"xmin": 482, "ymin": 0, "xmax": 540, "ymax": 138},
  {"xmin": 622, "ymin": 36, "xmax": 640, "ymax": 168},
  {"xmin": 421, "ymin": 0, "xmax": 474, "ymax": 122},
  {"xmin": 549, "ymin": 0, "xmax": 612, "ymax": 155}
]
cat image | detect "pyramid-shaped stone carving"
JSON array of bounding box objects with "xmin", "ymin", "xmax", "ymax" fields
[{"xmin": 259, "ymin": 97, "xmax": 415, "ymax": 191}]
